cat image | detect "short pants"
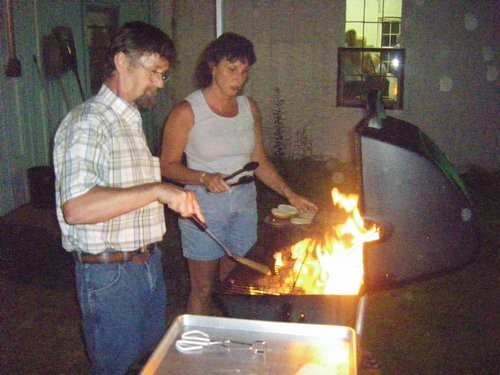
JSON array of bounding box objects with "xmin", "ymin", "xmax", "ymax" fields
[{"xmin": 179, "ymin": 182, "xmax": 258, "ymax": 260}]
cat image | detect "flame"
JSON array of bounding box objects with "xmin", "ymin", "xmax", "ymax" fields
[
  {"xmin": 273, "ymin": 251, "xmax": 284, "ymax": 267},
  {"xmin": 277, "ymin": 187, "xmax": 379, "ymax": 295}
]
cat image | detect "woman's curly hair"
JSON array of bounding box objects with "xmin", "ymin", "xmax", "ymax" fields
[{"xmin": 194, "ymin": 32, "xmax": 256, "ymax": 88}]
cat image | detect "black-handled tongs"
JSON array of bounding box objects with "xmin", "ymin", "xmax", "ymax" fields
[
  {"xmin": 223, "ymin": 161, "xmax": 259, "ymax": 181},
  {"xmin": 228, "ymin": 175, "xmax": 255, "ymax": 187}
]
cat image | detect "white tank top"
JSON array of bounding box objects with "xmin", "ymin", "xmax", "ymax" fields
[{"xmin": 185, "ymin": 90, "xmax": 255, "ymax": 182}]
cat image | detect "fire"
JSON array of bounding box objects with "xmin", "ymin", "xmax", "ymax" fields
[{"xmin": 276, "ymin": 187, "xmax": 380, "ymax": 295}]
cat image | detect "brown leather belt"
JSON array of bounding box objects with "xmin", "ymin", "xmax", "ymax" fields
[{"xmin": 74, "ymin": 242, "xmax": 157, "ymax": 265}]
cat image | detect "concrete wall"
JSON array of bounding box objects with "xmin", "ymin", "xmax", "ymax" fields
[
  {"xmin": 1, "ymin": 0, "xmax": 498, "ymax": 215},
  {"xmin": 169, "ymin": 0, "xmax": 498, "ymax": 170},
  {"xmin": 223, "ymin": 0, "xmax": 349, "ymax": 161},
  {"xmin": 220, "ymin": 0, "xmax": 498, "ymax": 169},
  {"xmin": 398, "ymin": 0, "xmax": 498, "ymax": 170}
]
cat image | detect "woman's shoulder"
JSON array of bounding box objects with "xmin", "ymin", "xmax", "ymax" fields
[
  {"xmin": 170, "ymin": 100, "xmax": 193, "ymax": 117},
  {"xmin": 238, "ymin": 95, "xmax": 259, "ymax": 113},
  {"xmin": 237, "ymin": 94, "xmax": 256, "ymax": 107},
  {"xmin": 185, "ymin": 89, "xmax": 202, "ymax": 103}
]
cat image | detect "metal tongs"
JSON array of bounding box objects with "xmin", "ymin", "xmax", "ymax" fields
[
  {"xmin": 227, "ymin": 175, "xmax": 255, "ymax": 187},
  {"xmin": 223, "ymin": 161, "xmax": 259, "ymax": 182},
  {"xmin": 175, "ymin": 329, "xmax": 267, "ymax": 354},
  {"xmin": 205, "ymin": 162, "xmax": 258, "ymax": 190},
  {"xmin": 190, "ymin": 216, "xmax": 272, "ymax": 276}
]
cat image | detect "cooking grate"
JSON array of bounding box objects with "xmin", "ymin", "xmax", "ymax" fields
[
  {"xmin": 218, "ymin": 243, "xmax": 361, "ymax": 327},
  {"xmin": 222, "ymin": 244, "xmax": 311, "ymax": 296}
]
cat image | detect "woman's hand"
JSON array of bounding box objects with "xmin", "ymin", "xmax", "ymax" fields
[
  {"xmin": 287, "ymin": 193, "xmax": 318, "ymax": 214},
  {"xmin": 201, "ymin": 172, "xmax": 229, "ymax": 194}
]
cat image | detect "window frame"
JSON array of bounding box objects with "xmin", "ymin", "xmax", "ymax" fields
[
  {"xmin": 336, "ymin": 47, "xmax": 405, "ymax": 110},
  {"xmin": 84, "ymin": 4, "xmax": 119, "ymax": 95},
  {"xmin": 381, "ymin": 18, "xmax": 401, "ymax": 47}
]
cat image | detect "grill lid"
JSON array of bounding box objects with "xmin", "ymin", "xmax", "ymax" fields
[{"xmin": 356, "ymin": 115, "xmax": 479, "ymax": 291}]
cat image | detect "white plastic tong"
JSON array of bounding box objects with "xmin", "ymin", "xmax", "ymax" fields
[{"xmin": 175, "ymin": 329, "xmax": 266, "ymax": 354}]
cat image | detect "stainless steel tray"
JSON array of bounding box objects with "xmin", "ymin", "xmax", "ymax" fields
[{"xmin": 141, "ymin": 314, "xmax": 357, "ymax": 375}]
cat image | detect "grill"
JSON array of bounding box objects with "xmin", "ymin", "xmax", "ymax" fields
[
  {"xmin": 217, "ymin": 108, "xmax": 479, "ymax": 334},
  {"xmin": 217, "ymin": 222, "xmax": 364, "ymax": 329}
]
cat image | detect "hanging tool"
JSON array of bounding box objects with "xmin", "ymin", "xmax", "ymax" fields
[
  {"xmin": 5, "ymin": 0, "xmax": 21, "ymax": 77},
  {"xmin": 32, "ymin": 54, "xmax": 56, "ymax": 131},
  {"xmin": 42, "ymin": 33, "xmax": 70, "ymax": 112},
  {"xmin": 52, "ymin": 26, "xmax": 85, "ymax": 101}
]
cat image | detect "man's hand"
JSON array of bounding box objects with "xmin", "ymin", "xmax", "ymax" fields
[
  {"xmin": 157, "ymin": 183, "xmax": 205, "ymax": 222},
  {"xmin": 62, "ymin": 183, "xmax": 205, "ymax": 225}
]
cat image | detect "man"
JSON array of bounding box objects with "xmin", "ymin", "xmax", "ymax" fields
[{"xmin": 53, "ymin": 21, "xmax": 204, "ymax": 374}]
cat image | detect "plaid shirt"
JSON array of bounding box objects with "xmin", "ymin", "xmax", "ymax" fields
[{"xmin": 53, "ymin": 85, "xmax": 166, "ymax": 253}]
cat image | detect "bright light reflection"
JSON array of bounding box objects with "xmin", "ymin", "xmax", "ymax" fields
[
  {"xmin": 391, "ymin": 58, "xmax": 400, "ymax": 69},
  {"xmin": 290, "ymin": 340, "xmax": 351, "ymax": 375}
]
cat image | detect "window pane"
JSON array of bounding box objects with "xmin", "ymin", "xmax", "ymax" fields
[
  {"xmin": 364, "ymin": 0, "xmax": 380, "ymax": 23},
  {"xmin": 383, "ymin": 0, "xmax": 402, "ymax": 18},
  {"xmin": 337, "ymin": 47, "xmax": 405, "ymax": 110},
  {"xmin": 346, "ymin": 1, "xmax": 366, "ymax": 22},
  {"xmin": 345, "ymin": 23, "xmax": 366, "ymax": 46},
  {"xmin": 86, "ymin": 5, "xmax": 119, "ymax": 95},
  {"xmin": 363, "ymin": 23, "xmax": 380, "ymax": 47},
  {"xmin": 387, "ymin": 51, "xmax": 403, "ymax": 75},
  {"xmin": 342, "ymin": 1, "xmax": 404, "ymax": 109}
]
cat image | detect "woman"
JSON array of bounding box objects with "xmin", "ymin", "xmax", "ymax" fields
[{"xmin": 160, "ymin": 32, "xmax": 317, "ymax": 315}]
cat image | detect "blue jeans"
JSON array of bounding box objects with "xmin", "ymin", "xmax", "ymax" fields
[
  {"xmin": 74, "ymin": 246, "xmax": 166, "ymax": 375},
  {"xmin": 180, "ymin": 182, "xmax": 258, "ymax": 260}
]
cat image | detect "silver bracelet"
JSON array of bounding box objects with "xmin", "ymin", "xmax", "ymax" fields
[{"xmin": 200, "ymin": 172, "xmax": 207, "ymax": 184}]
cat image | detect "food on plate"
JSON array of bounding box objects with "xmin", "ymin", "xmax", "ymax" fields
[
  {"xmin": 271, "ymin": 204, "xmax": 299, "ymax": 219},
  {"xmin": 269, "ymin": 204, "xmax": 315, "ymax": 225},
  {"xmin": 290, "ymin": 211, "xmax": 315, "ymax": 225},
  {"xmin": 290, "ymin": 217, "xmax": 311, "ymax": 225}
]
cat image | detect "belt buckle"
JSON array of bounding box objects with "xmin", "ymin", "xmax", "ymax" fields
[
  {"xmin": 132, "ymin": 243, "xmax": 154, "ymax": 265},
  {"xmin": 132, "ymin": 252, "xmax": 149, "ymax": 265}
]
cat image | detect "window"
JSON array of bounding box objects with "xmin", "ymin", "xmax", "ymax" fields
[
  {"xmin": 339, "ymin": 0, "xmax": 404, "ymax": 109},
  {"xmin": 345, "ymin": 0, "xmax": 402, "ymax": 48},
  {"xmin": 337, "ymin": 47, "xmax": 405, "ymax": 110},
  {"xmin": 381, "ymin": 20, "xmax": 400, "ymax": 47},
  {"xmin": 85, "ymin": 5, "xmax": 119, "ymax": 95}
]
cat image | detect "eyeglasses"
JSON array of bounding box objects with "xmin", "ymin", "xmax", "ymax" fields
[{"xmin": 136, "ymin": 61, "xmax": 171, "ymax": 82}]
